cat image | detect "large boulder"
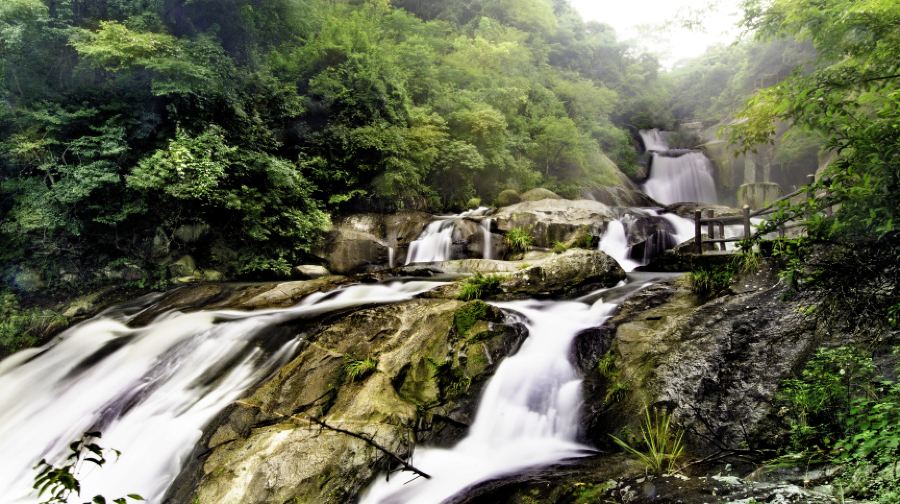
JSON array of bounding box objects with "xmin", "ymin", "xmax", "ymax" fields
[
  {"xmin": 582, "ymin": 185, "xmax": 660, "ymax": 208},
  {"xmin": 576, "ymin": 269, "xmax": 819, "ymax": 453},
  {"xmin": 168, "ymin": 298, "xmax": 528, "ymax": 504},
  {"xmin": 320, "ymin": 212, "xmax": 434, "ymax": 273},
  {"xmin": 494, "ymin": 199, "xmax": 615, "ymax": 248},
  {"xmin": 520, "ymin": 188, "xmax": 562, "ymax": 202}
]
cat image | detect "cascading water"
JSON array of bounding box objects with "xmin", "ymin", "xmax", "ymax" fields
[
  {"xmin": 639, "ymin": 129, "xmax": 668, "ymax": 152},
  {"xmin": 598, "ymin": 220, "xmax": 640, "ymax": 272},
  {"xmin": 362, "ymin": 297, "xmax": 620, "ymax": 504},
  {"xmin": 405, "ymin": 207, "xmax": 491, "ymax": 265},
  {"xmin": 481, "ymin": 218, "xmax": 493, "ymax": 260},
  {"xmin": 640, "ymin": 128, "xmax": 718, "ymax": 205},
  {"xmin": 0, "ymin": 281, "xmax": 445, "ymax": 503}
]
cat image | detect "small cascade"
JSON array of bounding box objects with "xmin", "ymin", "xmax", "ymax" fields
[
  {"xmin": 362, "ymin": 298, "xmax": 620, "ymax": 504},
  {"xmin": 640, "ymin": 128, "xmax": 718, "ymax": 205},
  {"xmin": 405, "ymin": 220, "xmax": 454, "ymax": 264},
  {"xmin": 388, "ymin": 246, "xmax": 395, "ymax": 268},
  {"xmin": 405, "ymin": 207, "xmax": 491, "ymax": 265},
  {"xmin": 481, "ymin": 218, "xmax": 493, "ymax": 260},
  {"xmin": 0, "ymin": 281, "xmax": 446, "ymax": 503},
  {"xmin": 639, "ymin": 128, "xmax": 668, "ymax": 152},
  {"xmin": 598, "ymin": 220, "xmax": 640, "ymax": 272}
]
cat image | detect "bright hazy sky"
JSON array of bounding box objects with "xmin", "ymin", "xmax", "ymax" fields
[{"xmin": 568, "ymin": 0, "xmax": 744, "ymax": 68}]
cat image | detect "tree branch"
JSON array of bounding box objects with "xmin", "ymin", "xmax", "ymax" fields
[{"xmin": 301, "ymin": 414, "xmax": 432, "ymax": 479}]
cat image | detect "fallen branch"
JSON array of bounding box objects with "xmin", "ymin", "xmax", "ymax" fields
[{"xmin": 302, "ymin": 414, "xmax": 431, "ymax": 480}]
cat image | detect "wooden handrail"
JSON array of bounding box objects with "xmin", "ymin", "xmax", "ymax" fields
[{"xmin": 690, "ymin": 174, "xmax": 831, "ymax": 255}]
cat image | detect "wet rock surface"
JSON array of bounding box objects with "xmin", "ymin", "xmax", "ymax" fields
[
  {"xmin": 494, "ymin": 199, "xmax": 615, "ymax": 248},
  {"xmin": 166, "ymin": 297, "xmax": 528, "ymax": 504}
]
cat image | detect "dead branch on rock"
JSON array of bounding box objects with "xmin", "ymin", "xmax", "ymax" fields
[{"xmin": 301, "ymin": 414, "xmax": 431, "ymax": 479}]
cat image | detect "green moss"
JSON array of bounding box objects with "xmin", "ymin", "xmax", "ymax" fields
[
  {"xmin": 572, "ymin": 481, "xmax": 617, "ymax": 504},
  {"xmin": 457, "ymin": 273, "xmax": 503, "ymax": 301},
  {"xmin": 597, "ymin": 350, "xmax": 627, "ymax": 404},
  {"xmin": 454, "ymin": 300, "xmax": 489, "ymax": 337},
  {"xmin": 343, "ymin": 356, "xmax": 377, "ymax": 382}
]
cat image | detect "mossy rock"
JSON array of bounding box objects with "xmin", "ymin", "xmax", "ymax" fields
[
  {"xmin": 520, "ymin": 187, "xmax": 562, "ymax": 202},
  {"xmin": 495, "ymin": 189, "xmax": 522, "ymax": 207}
]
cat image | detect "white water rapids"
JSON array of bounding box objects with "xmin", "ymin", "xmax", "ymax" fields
[
  {"xmin": 362, "ymin": 296, "xmax": 620, "ymax": 504},
  {"xmin": 405, "ymin": 208, "xmax": 491, "ymax": 265},
  {"xmin": 0, "ymin": 281, "xmax": 444, "ymax": 503},
  {"xmin": 640, "ymin": 128, "xmax": 718, "ymax": 205}
]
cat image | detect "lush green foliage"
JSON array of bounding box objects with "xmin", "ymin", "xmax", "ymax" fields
[
  {"xmin": 729, "ymin": 0, "xmax": 899, "ymax": 327},
  {"xmin": 777, "ymin": 346, "xmax": 900, "ymax": 502},
  {"xmin": 33, "ymin": 431, "xmax": 143, "ymax": 504},
  {"xmin": 453, "ymin": 300, "xmax": 489, "ymax": 337},
  {"xmin": 0, "ymin": 291, "xmax": 66, "ymax": 355},
  {"xmin": 688, "ymin": 264, "xmax": 733, "ymax": 297},
  {"xmin": 610, "ymin": 406, "xmax": 685, "ymax": 475},
  {"xmin": 457, "ymin": 273, "xmax": 503, "ymax": 301},
  {"xmin": 0, "ymin": 0, "xmax": 667, "ymax": 293},
  {"xmin": 503, "ymin": 227, "xmax": 533, "ymax": 254},
  {"xmin": 343, "ymin": 356, "xmax": 378, "ymax": 382}
]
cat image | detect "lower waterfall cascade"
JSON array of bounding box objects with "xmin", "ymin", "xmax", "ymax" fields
[{"xmin": 0, "ymin": 281, "xmax": 446, "ymax": 503}]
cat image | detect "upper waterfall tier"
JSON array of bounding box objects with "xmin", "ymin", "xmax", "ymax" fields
[{"xmin": 639, "ymin": 128, "xmax": 718, "ymax": 205}]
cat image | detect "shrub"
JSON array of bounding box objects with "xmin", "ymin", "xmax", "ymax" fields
[
  {"xmin": 33, "ymin": 431, "xmax": 144, "ymax": 504},
  {"xmin": 495, "ymin": 189, "xmax": 521, "ymax": 207},
  {"xmin": 344, "ymin": 357, "xmax": 378, "ymax": 382},
  {"xmin": 504, "ymin": 227, "xmax": 533, "ymax": 254},
  {"xmin": 0, "ymin": 292, "xmax": 67, "ymax": 356},
  {"xmin": 552, "ymin": 241, "xmax": 569, "ymax": 254},
  {"xmin": 688, "ymin": 265, "xmax": 733, "ymax": 297},
  {"xmin": 610, "ymin": 406, "xmax": 685, "ymax": 474},
  {"xmin": 457, "ymin": 273, "xmax": 503, "ymax": 301}
]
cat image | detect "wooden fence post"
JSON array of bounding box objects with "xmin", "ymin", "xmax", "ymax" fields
[
  {"xmin": 706, "ymin": 209, "xmax": 715, "ymax": 249},
  {"xmin": 742, "ymin": 205, "xmax": 751, "ymax": 240},
  {"xmin": 694, "ymin": 210, "xmax": 702, "ymax": 254},
  {"xmin": 718, "ymin": 221, "xmax": 726, "ymax": 251}
]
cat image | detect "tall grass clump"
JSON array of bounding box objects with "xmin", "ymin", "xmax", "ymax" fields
[{"xmin": 610, "ymin": 406, "xmax": 685, "ymax": 474}]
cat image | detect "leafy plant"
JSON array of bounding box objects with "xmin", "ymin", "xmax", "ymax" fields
[
  {"xmin": 597, "ymin": 351, "xmax": 627, "ymax": 404},
  {"xmin": 343, "ymin": 357, "xmax": 378, "ymax": 382},
  {"xmin": 453, "ymin": 300, "xmax": 489, "ymax": 337},
  {"xmin": 457, "ymin": 273, "xmax": 503, "ymax": 301},
  {"xmin": 32, "ymin": 432, "xmax": 144, "ymax": 504},
  {"xmin": 778, "ymin": 346, "xmax": 876, "ymax": 451},
  {"xmin": 0, "ymin": 291, "xmax": 67, "ymax": 356},
  {"xmin": 688, "ymin": 265, "xmax": 734, "ymax": 297},
  {"xmin": 504, "ymin": 228, "xmax": 533, "ymax": 254},
  {"xmin": 552, "ymin": 241, "xmax": 569, "ymax": 254},
  {"xmin": 610, "ymin": 406, "xmax": 685, "ymax": 474}
]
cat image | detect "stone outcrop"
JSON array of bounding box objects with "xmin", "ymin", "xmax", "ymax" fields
[
  {"xmin": 576, "ymin": 268, "xmax": 819, "ymax": 453},
  {"xmin": 494, "ymin": 199, "xmax": 615, "ymax": 248},
  {"xmin": 321, "ymin": 211, "xmax": 432, "ymax": 273},
  {"xmin": 167, "ymin": 297, "xmax": 528, "ymax": 504}
]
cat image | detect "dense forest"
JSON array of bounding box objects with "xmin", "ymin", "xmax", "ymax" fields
[
  {"xmin": 0, "ymin": 0, "xmax": 672, "ymax": 292},
  {"xmin": 0, "ymin": 0, "xmax": 898, "ymax": 503}
]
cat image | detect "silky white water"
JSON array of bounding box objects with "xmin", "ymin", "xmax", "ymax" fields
[
  {"xmin": 362, "ymin": 298, "xmax": 618, "ymax": 504},
  {"xmin": 405, "ymin": 207, "xmax": 490, "ymax": 264},
  {"xmin": 644, "ymin": 152, "xmax": 718, "ymax": 205},
  {"xmin": 481, "ymin": 218, "xmax": 493, "ymax": 260},
  {"xmin": 0, "ymin": 281, "xmax": 444, "ymax": 503},
  {"xmin": 639, "ymin": 129, "xmax": 668, "ymax": 152},
  {"xmin": 598, "ymin": 220, "xmax": 640, "ymax": 272}
]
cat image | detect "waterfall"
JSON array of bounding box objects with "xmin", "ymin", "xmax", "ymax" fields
[
  {"xmin": 0, "ymin": 281, "xmax": 446, "ymax": 503},
  {"xmin": 481, "ymin": 218, "xmax": 493, "ymax": 260},
  {"xmin": 598, "ymin": 220, "xmax": 640, "ymax": 272},
  {"xmin": 639, "ymin": 129, "xmax": 668, "ymax": 152},
  {"xmin": 639, "ymin": 128, "xmax": 718, "ymax": 205},
  {"xmin": 405, "ymin": 207, "xmax": 490, "ymax": 265},
  {"xmin": 388, "ymin": 246, "xmax": 395, "ymax": 268},
  {"xmin": 361, "ymin": 297, "xmax": 619, "ymax": 504},
  {"xmin": 405, "ymin": 220, "xmax": 454, "ymax": 264},
  {"xmin": 644, "ymin": 152, "xmax": 718, "ymax": 205}
]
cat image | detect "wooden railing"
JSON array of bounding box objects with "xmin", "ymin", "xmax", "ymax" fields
[{"xmin": 693, "ymin": 174, "xmax": 826, "ymax": 254}]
